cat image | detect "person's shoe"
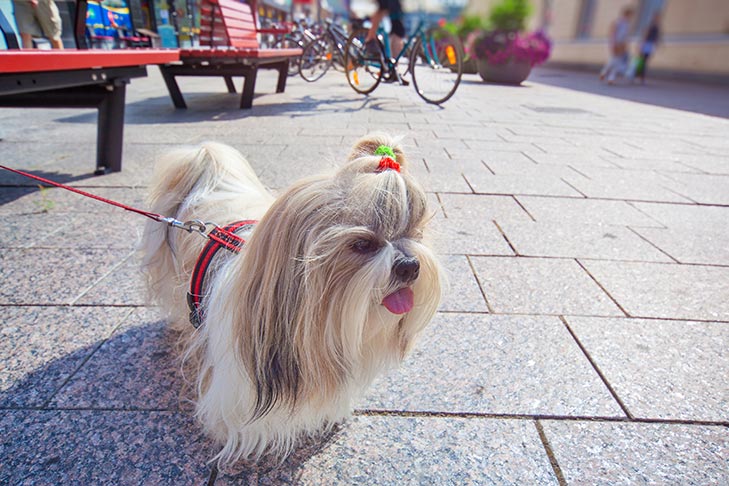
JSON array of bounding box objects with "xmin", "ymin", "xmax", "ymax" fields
[
  {"xmin": 363, "ymin": 39, "xmax": 382, "ymax": 61},
  {"xmin": 382, "ymin": 69, "xmax": 409, "ymax": 86}
]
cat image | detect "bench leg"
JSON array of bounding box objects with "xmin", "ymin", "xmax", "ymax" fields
[
  {"xmin": 224, "ymin": 76, "xmax": 237, "ymax": 93},
  {"xmin": 275, "ymin": 61, "xmax": 288, "ymax": 93},
  {"xmin": 96, "ymin": 81, "xmax": 127, "ymax": 174},
  {"xmin": 240, "ymin": 67, "xmax": 257, "ymax": 109},
  {"xmin": 159, "ymin": 66, "xmax": 187, "ymax": 109}
]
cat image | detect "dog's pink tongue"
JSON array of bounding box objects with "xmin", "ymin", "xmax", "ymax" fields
[{"xmin": 382, "ymin": 288, "xmax": 414, "ymax": 314}]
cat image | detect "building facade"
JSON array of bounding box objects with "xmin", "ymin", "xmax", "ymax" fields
[{"xmin": 466, "ymin": 0, "xmax": 729, "ymax": 80}]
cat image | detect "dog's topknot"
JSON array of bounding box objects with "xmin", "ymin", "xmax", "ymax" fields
[{"xmin": 347, "ymin": 132, "xmax": 407, "ymax": 170}]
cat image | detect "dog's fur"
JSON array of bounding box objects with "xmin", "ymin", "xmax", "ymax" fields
[{"xmin": 142, "ymin": 133, "xmax": 442, "ymax": 465}]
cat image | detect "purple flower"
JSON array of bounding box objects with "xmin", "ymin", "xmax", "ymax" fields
[{"xmin": 471, "ymin": 30, "xmax": 552, "ymax": 66}]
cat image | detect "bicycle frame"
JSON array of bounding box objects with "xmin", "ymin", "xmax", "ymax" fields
[{"xmin": 377, "ymin": 19, "xmax": 443, "ymax": 72}]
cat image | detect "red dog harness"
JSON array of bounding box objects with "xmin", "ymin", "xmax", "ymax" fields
[{"xmin": 187, "ymin": 220, "xmax": 257, "ymax": 328}]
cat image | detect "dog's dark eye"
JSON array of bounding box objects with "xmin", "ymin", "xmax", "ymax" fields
[{"xmin": 351, "ymin": 238, "xmax": 379, "ymax": 254}]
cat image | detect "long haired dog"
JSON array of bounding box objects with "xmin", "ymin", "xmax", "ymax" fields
[{"xmin": 142, "ymin": 133, "xmax": 442, "ymax": 465}]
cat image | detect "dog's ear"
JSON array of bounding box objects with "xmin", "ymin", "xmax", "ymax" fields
[
  {"xmin": 347, "ymin": 132, "xmax": 407, "ymax": 169},
  {"xmin": 211, "ymin": 175, "xmax": 351, "ymax": 419}
]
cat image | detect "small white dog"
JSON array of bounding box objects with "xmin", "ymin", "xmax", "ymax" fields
[{"xmin": 142, "ymin": 133, "xmax": 442, "ymax": 465}]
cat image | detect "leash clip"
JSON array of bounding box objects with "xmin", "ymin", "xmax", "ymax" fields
[{"xmin": 160, "ymin": 217, "xmax": 218, "ymax": 238}]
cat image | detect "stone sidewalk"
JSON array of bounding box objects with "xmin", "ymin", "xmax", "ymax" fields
[{"xmin": 1, "ymin": 65, "xmax": 727, "ymax": 485}]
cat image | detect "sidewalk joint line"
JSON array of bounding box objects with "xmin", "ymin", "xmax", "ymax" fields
[
  {"xmin": 466, "ymin": 255, "xmax": 495, "ymax": 313},
  {"xmin": 559, "ymin": 315, "xmax": 634, "ymax": 419},
  {"xmin": 626, "ymin": 226, "xmax": 680, "ymax": 264},
  {"xmin": 68, "ymin": 250, "xmax": 136, "ymax": 306},
  {"xmin": 351, "ymin": 409, "xmax": 729, "ymax": 427},
  {"xmin": 535, "ymin": 420, "xmax": 567, "ymax": 486},
  {"xmin": 41, "ymin": 308, "xmax": 134, "ymax": 408},
  {"xmin": 559, "ymin": 177, "xmax": 589, "ymax": 198},
  {"xmin": 491, "ymin": 220, "xmax": 519, "ymax": 256},
  {"xmin": 574, "ymin": 259, "xmax": 631, "ymax": 317},
  {"xmin": 511, "ymin": 196, "xmax": 537, "ymax": 222}
]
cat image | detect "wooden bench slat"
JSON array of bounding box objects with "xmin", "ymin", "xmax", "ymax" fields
[
  {"xmin": 162, "ymin": 0, "xmax": 301, "ymax": 109},
  {"xmin": 0, "ymin": 49, "xmax": 180, "ymax": 73}
]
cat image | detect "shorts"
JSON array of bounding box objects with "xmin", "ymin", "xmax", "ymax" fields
[
  {"xmin": 12, "ymin": 0, "xmax": 62, "ymax": 41},
  {"xmin": 375, "ymin": 0, "xmax": 404, "ymax": 37}
]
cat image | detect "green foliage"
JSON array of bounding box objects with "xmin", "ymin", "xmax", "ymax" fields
[
  {"xmin": 34, "ymin": 185, "xmax": 55, "ymax": 213},
  {"xmin": 488, "ymin": 0, "xmax": 532, "ymax": 32},
  {"xmin": 443, "ymin": 14, "xmax": 486, "ymax": 39}
]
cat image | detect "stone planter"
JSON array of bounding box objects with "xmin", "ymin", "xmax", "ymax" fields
[
  {"xmin": 476, "ymin": 58, "xmax": 532, "ymax": 85},
  {"xmin": 462, "ymin": 57, "xmax": 479, "ymax": 74}
]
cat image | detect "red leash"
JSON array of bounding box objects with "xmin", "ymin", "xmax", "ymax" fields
[{"xmin": 0, "ymin": 164, "xmax": 244, "ymax": 251}]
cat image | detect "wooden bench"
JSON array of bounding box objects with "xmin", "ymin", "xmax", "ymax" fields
[
  {"xmin": 0, "ymin": 49, "xmax": 180, "ymax": 174},
  {"xmin": 159, "ymin": 0, "xmax": 302, "ymax": 109}
]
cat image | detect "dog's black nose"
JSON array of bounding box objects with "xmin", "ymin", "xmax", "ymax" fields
[{"xmin": 394, "ymin": 256, "xmax": 420, "ymax": 283}]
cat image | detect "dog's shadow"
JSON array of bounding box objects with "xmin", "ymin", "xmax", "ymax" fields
[{"xmin": 0, "ymin": 318, "xmax": 344, "ymax": 484}]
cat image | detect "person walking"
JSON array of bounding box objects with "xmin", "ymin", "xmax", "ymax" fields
[
  {"xmin": 599, "ymin": 6, "xmax": 634, "ymax": 84},
  {"xmin": 363, "ymin": 0, "xmax": 405, "ymax": 60},
  {"xmin": 633, "ymin": 12, "xmax": 661, "ymax": 84},
  {"xmin": 12, "ymin": 0, "xmax": 64, "ymax": 49}
]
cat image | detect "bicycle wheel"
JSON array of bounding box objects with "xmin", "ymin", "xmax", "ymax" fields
[
  {"xmin": 299, "ymin": 36, "xmax": 334, "ymax": 82},
  {"xmin": 344, "ymin": 27, "xmax": 383, "ymax": 95},
  {"xmin": 409, "ymin": 27, "xmax": 463, "ymax": 104},
  {"xmin": 272, "ymin": 37, "xmax": 302, "ymax": 77}
]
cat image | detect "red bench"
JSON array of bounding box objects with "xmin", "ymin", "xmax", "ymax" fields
[
  {"xmin": 159, "ymin": 0, "xmax": 302, "ymax": 109},
  {"xmin": 0, "ymin": 49, "xmax": 180, "ymax": 174}
]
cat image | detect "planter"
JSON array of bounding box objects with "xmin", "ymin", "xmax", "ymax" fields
[
  {"xmin": 477, "ymin": 58, "xmax": 532, "ymax": 85},
  {"xmin": 463, "ymin": 57, "xmax": 479, "ymax": 74}
]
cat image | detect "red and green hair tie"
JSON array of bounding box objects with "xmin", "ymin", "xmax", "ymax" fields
[{"xmin": 374, "ymin": 145, "xmax": 400, "ymax": 173}]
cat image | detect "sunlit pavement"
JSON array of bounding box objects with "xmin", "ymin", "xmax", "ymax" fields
[{"xmin": 1, "ymin": 65, "xmax": 727, "ymax": 485}]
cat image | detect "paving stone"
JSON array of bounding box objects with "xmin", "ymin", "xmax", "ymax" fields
[
  {"xmin": 523, "ymin": 151, "xmax": 620, "ymax": 169},
  {"xmin": 438, "ymin": 255, "xmax": 488, "ymax": 312},
  {"xmin": 0, "ymin": 410, "xmax": 214, "ymax": 485},
  {"xmin": 464, "ymin": 171, "xmax": 584, "ymax": 197},
  {"xmin": 630, "ymin": 202, "xmax": 729, "ymax": 231},
  {"xmin": 294, "ymin": 417, "xmax": 558, "ymax": 486},
  {"xmin": 360, "ymin": 313, "xmax": 623, "ymax": 417},
  {"xmin": 0, "ymin": 248, "xmax": 133, "ymax": 305},
  {"xmin": 661, "ymin": 173, "xmax": 729, "ymax": 205},
  {"xmin": 0, "ymin": 306, "xmax": 129, "ymax": 407},
  {"xmin": 51, "ymin": 309, "xmax": 183, "ymax": 410},
  {"xmin": 74, "ymin": 253, "xmax": 148, "ymax": 306},
  {"xmin": 410, "ymin": 160, "xmax": 473, "ymax": 193},
  {"xmin": 581, "ymin": 260, "xmax": 729, "ymax": 321},
  {"xmin": 438, "ymin": 193, "xmax": 532, "ymax": 223},
  {"xmin": 470, "ymin": 256, "xmax": 624, "ymax": 316},
  {"xmin": 0, "ymin": 185, "xmax": 147, "ymax": 214},
  {"xmin": 1, "ymin": 210, "xmax": 63, "ymax": 248},
  {"xmin": 604, "ymin": 156, "xmax": 705, "ymax": 173},
  {"xmin": 4, "ymin": 64, "xmax": 729, "ymax": 482},
  {"xmin": 565, "ymin": 316, "xmax": 729, "ymax": 422},
  {"xmin": 498, "ymin": 221, "xmax": 673, "ymax": 262},
  {"xmin": 631, "ymin": 226, "xmax": 729, "ymax": 265},
  {"xmin": 542, "ymin": 421, "xmax": 729, "ymax": 486},
  {"xmin": 561, "ymin": 168, "xmax": 694, "ymax": 203},
  {"xmin": 673, "ymin": 154, "xmax": 729, "ymax": 175},
  {"xmin": 432, "ymin": 217, "xmax": 514, "ymax": 256},
  {"xmin": 516, "ymin": 196, "xmax": 663, "ymax": 227}
]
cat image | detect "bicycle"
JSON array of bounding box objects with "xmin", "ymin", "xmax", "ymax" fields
[
  {"xmin": 271, "ymin": 18, "xmax": 321, "ymax": 77},
  {"xmin": 344, "ymin": 19, "xmax": 463, "ymax": 105},
  {"xmin": 298, "ymin": 19, "xmax": 350, "ymax": 82}
]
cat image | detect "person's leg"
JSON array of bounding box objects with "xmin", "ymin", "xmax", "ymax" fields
[
  {"xmin": 36, "ymin": 0, "xmax": 64, "ymax": 49},
  {"xmin": 640, "ymin": 53, "xmax": 651, "ymax": 83},
  {"xmin": 366, "ymin": 1, "xmax": 388, "ymax": 42},
  {"xmin": 13, "ymin": 0, "xmax": 41, "ymax": 48},
  {"xmin": 389, "ymin": 18, "xmax": 405, "ymax": 57},
  {"xmin": 20, "ymin": 32, "xmax": 34, "ymax": 47}
]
